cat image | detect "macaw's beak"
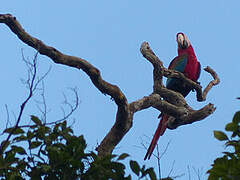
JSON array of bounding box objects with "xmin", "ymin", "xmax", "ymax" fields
[
  {"xmin": 181, "ymin": 39, "xmax": 188, "ymax": 49},
  {"xmin": 177, "ymin": 33, "xmax": 189, "ymax": 49}
]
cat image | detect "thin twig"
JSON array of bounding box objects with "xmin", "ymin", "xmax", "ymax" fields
[
  {"xmin": 192, "ymin": 166, "xmax": 203, "ymax": 180},
  {"xmin": 0, "ymin": 53, "xmax": 39, "ymax": 154},
  {"xmin": 168, "ymin": 160, "xmax": 175, "ymax": 177},
  {"xmin": 156, "ymin": 145, "xmax": 161, "ymax": 180},
  {"xmin": 5, "ymin": 105, "xmax": 10, "ymax": 128}
]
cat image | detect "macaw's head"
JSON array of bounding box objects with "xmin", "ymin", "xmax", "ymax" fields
[{"xmin": 176, "ymin": 32, "xmax": 190, "ymax": 50}]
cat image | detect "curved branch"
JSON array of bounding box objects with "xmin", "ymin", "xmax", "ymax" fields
[
  {"xmin": 130, "ymin": 94, "xmax": 188, "ymax": 118},
  {"xmin": 0, "ymin": 14, "xmax": 127, "ymax": 107},
  {"xmin": 0, "ymin": 14, "xmax": 220, "ymax": 157},
  {"xmin": 129, "ymin": 94, "xmax": 215, "ymax": 130},
  {"xmin": 202, "ymin": 66, "xmax": 220, "ymax": 100},
  {"xmin": 167, "ymin": 103, "xmax": 216, "ymax": 129},
  {"xmin": 97, "ymin": 105, "xmax": 132, "ymax": 156},
  {"xmin": 140, "ymin": 42, "xmax": 164, "ymax": 89},
  {"xmin": 0, "ymin": 13, "xmax": 130, "ymax": 156}
]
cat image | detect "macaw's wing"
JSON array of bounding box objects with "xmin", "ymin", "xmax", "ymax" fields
[
  {"xmin": 166, "ymin": 54, "xmax": 188, "ymax": 88},
  {"xmin": 168, "ymin": 54, "xmax": 188, "ymax": 72}
]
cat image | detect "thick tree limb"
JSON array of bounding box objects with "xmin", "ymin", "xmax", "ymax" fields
[
  {"xmin": 0, "ymin": 14, "xmax": 219, "ymax": 157},
  {"xmin": 0, "ymin": 14, "xmax": 131, "ymax": 156},
  {"xmin": 0, "ymin": 14, "xmax": 127, "ymax": 107}
]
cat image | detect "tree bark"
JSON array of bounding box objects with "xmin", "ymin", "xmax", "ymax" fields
[{"xmin": 0, "ymin": 14, "xmax": 220, "ymax": 157}]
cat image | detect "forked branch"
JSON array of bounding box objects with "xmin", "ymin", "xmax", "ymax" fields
[
  {"xmin": 0, "ymin": 14, "xmax": 219, "ymax": 156},
  {"xmin": 140, "ymin": 42, "xmax": 220, "ymax": 102}
]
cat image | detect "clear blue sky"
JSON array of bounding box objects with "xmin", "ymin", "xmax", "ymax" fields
[{"xmin": 1, "ymin": 1, "xmax": 239, "ymax": 179}]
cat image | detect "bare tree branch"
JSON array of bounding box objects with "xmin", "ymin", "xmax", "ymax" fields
[
  {"xmin": 5, "ymin": 105, "xmax": 10, "ymax": 128},
  {"xmin": 35, "ymin": 81, "xmax": 48, "ymax": 124},
  {"xmin": 48, "ymin": 87, "xmax": 79, "ymax": 125},
  {"xmin": 202, "ymin": 66, "xmax": 220, "ymax": 101},
  {"xmin": 0, "ymin": 52, "xmax": 39, "ymax": 154},
  {"xmin": 0, "ymin": 14, "xmax": 130, "ymax": 156},
  {"xmin": 0, "ymin": 14, "xmax": 220, "ymax": 157},
  {"xmin": 0, "ymin": 14, "xmax": 127, "ymax": 107}
]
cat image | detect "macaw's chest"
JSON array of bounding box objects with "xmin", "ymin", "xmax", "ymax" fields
[{"xmin": 184, "ymin": 57, "xmax": 200, "ymax": 81}]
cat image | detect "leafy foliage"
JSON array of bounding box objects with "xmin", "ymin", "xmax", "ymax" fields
[
  {"xmin": 208, "ymin": 111, "xmax": 240, "ymax": 179},
  {"xmin": 0, "ymin": 116, "xmax": 156, "ymax": 179}
]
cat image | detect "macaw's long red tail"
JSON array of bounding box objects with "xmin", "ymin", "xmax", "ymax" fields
[{"xmin": 144, "ymin": 114, "xmax": 168, "ymax": 160}]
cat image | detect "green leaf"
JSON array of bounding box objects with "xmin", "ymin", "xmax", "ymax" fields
[
  {"xmin": 29, "ymin": 141, "xmax": 42, "ymax": 149},
  {"xmin": 233, "ymin": 111, "xmax": 240, "ymax": 124},
  {"xmin": 41, "ymin": 164, "xmax": 51, "ymax": 173},
  {"xmin": 117, "ymin": 153, "xmax": 129, "ymax": 161},
  {"xmin": 0, "ymin": 140, "xmax": 10, "ymax": 152},
  {"xmin": 225, "ymin": 122, "xmax": 238, "ymax": 132},
  {"xmin": 61, "ymin": 121, "xmax": 67, "ymax": 130},
  {"xmin": 214, "ymin": 131, "xmax": 229, "ymax": 141},
  {"xmin": 146, "ymin": 168, "xmax": 157, "ymax": 180},
  {"xmin": 11, "ymin": 145, "xmax": 26, "ymax": 155},
  {"xmin": 223, "ymin": 152, "xmax": 236, "ymax": 159},
  {"xmin": 4, "ymin": 127, "xmax": 24, "ymax": 134},
  {"xmin": 5, "ymin": 151, "xmax": 16, "ymax": 163},
  {"xmin": 27, "ymin": 131, "xmax": 34, "ymax": 139},
  {"xmin": 13, "ymin": 135, "xmax": 27, "ymax": 142},
  {"xmin": 109, "ymin": 161, "xmax": 125, "ymax": 175},
  {"xmin": 31, "ymin": 115, "xmax": 42, "ymax": 125},
  {"xmin": 130, "ymin": 160, "xmax": 140, "ymax": 176}
]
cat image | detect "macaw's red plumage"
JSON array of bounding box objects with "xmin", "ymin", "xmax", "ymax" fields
[{"xmin": 144, "ymin": 32, "xmax": 201, "ymax": 160}]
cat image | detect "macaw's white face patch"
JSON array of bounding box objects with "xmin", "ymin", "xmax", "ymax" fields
[{"xmin": 177, "ymin": 34, "xmax": 184, "ymax": 44}]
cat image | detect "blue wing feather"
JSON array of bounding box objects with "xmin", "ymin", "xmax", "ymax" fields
[{"xmin": 166, "ymin": 54, "xmax": 188, "ymax": 88}]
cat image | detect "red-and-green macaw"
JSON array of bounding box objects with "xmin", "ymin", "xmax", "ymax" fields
[{"xmin": 144, "ymin": 32, "xmax": 201, "ymax": 160}]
